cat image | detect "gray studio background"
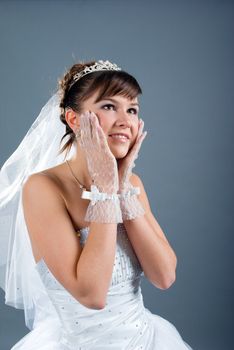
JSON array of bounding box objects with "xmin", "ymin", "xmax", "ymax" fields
[{"xmin": 0, "ymin": 0, "xmax": 233, "ymax": 349}]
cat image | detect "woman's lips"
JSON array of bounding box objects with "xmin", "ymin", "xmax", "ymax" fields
[{"xmin": 108, "ymin": 135, "xmax": 129, "ymax": 143}]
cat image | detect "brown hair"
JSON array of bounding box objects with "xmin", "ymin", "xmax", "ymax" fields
[{"xmin": 57, "ymin": 60, "xmax": 142, "ymax": 159}]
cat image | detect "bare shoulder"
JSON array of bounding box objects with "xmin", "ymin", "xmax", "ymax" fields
[
  {"xmin": 22, "ymin": 170, "xmax": 73, "ymax": 255},
  {"xmin": 23, "ymin": 171, "xmax": 60, "ymax": 196},
  {"xmin": 23, "ymin": 168, "xmax": 64, "ymax": 202},
  {"xmin": 22, "ymin": 163, "xmax": 70, "ymax": 203},
  {"xmin": 21, "ymin": 167, "xmax": 86, "ymax": 302}
]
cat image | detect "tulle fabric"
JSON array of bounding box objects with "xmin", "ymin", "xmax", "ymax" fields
[{"xmin": 0, "ymin": 91, "xmax": 76, "ymax": 329}]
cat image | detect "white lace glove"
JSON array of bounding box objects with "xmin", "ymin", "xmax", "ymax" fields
[
  {"xmin": 78, "ymin": 111, "xmax": 122, "ymax": 223},
  {"xmin": 118, "ymin": 119, "xmax": 147, "ymax": 220}
]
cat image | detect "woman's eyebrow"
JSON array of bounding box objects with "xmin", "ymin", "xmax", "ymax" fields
[{"xmin": 97, "ymin": 97, "xmax": 139, "ymax": 107}]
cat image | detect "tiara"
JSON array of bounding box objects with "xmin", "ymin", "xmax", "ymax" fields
[{"xmin": 69, "ymin": 60, "xmax": 122, "ymax": 90}]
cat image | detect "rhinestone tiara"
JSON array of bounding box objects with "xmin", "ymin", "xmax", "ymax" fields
[{"xmin": 68, "ymin": 60, "xmax": 122, "ymax": 90}]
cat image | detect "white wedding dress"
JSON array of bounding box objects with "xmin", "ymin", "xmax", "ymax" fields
[{"xmin": 11, "ymin": 223, "xmax": 193, "ymax": 350}]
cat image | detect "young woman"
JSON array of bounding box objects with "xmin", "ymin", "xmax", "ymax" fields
[{"xmin": 0, "ymin": 60, "xmax": 193, "ymax": 349}]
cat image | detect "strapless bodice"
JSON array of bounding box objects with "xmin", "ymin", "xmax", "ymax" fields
[
  {"xmin": 34, "ymin": 223, "xmax": 149, "ymax": 349},
  {"xmin": 35, "ymin": 223, "xmax": 144, "ymax": 291},
  {"xmin": 12, "ymin": 224, "xmax": 193, "ymax": 350}
]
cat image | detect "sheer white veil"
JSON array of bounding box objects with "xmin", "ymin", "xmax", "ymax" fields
[{"xmin": 0, "ymin": 90, "xmax": 76, "ymax": 330}]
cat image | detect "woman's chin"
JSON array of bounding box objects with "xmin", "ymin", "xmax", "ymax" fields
[
  {"xmin": 111, "ymin": 149, "xmax": 129, "ymax": 159},
  {"xmin": 108, "ymin": 140, "xmax": 130, "ymax": 159}
]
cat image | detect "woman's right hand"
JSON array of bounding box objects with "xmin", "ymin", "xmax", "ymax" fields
[{"xmin": 78, "ymin": 111, "xmax": 119, "ymax": 194}]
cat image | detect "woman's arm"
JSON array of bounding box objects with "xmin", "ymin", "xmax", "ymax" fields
[
  {"xmin": 123, "ymin": 173, "xmax": 177, "ymax": 290},
  {"xmin": 22, "ymin": 173, "xmax": 117, "ymax": 310},
  {"xmin": 76, "ymin": 221, "xmax": 117, "ymax": 308}
]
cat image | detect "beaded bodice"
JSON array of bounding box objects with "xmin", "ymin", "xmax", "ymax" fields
[
  {"xmin": 80, "ymin": 223, "xmax": 144, "ymax": 286},
  {"xmin": 36, "ymin": 223, "xmax": 143, "ymax": 289},
  {"xmin": 34, "ymin": 223, "xmax": 146, "ymax": 348}
]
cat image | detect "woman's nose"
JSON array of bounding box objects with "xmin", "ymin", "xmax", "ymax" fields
[{"xmin": 115, "ymin": 111, "xmax": 131, "ymax": 126}]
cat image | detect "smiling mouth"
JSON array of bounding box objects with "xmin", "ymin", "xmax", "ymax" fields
[{"xmin": 108, "ymin": 135, "xmax": 129, "ymax": 143}]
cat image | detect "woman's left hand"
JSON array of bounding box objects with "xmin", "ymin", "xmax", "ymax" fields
[{"xmin": 118, "ymin": 118, "xmax": 147, "ymax": 191}]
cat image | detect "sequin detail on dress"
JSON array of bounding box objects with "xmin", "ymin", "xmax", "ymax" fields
[{"xmin": 11, "ymin": 223, "xmax": 193, "ymax": 350}]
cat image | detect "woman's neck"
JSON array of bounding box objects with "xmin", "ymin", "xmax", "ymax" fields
[{"xmin": 67, "ymin": 145, "xmax": 93, "ymax": 190}]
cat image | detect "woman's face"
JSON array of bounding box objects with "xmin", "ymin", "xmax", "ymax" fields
[{"xmin": 78, "ymin": 89, "xmax": 141, "ymax": 159}]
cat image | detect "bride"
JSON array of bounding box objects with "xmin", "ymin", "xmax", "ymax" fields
[{"xmin": 0, "ymin": 59, "xmax": 193, "ymax": 349}]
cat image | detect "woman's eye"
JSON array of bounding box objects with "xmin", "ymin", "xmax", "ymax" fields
[
  {"xmin": 102, "ymin": 104, "xmax": 115, "ymax": 110},
  {"xmin": 102, "ymin": 104, "xmax": 138, "ymax": 115},
  {"xmin": 129, "ymin": 108, "xmax": 138, "ymax": 115}
]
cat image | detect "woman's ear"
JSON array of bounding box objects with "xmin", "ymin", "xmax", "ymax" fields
[{"xmin": 65, "ymin": 108, "xmax": 80, "ymax": 132}]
